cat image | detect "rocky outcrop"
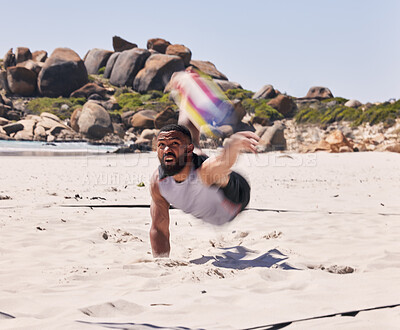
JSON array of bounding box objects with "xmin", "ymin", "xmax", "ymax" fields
[
  {"xmin": 166, "ymin": 44, "xmax": 192, "ymax": 66},
  {"xmin": 133, "ymin": 54, "xmax": 185, "ymax": 93},
  {"xmin": 258, "ymin": 121, "xmax": 287, "ymax": 152},
  {"xmin": 6, "ymin": 66, "xmax": 37, "ymax": 96},
  {"xmin": 38, "ymin": 48, "xmax": 88, "ymax": 97},
  {"xmin": 189, "ymin": 60, "xmax": 228, "ymax": 80},
  {"xmin": 154, "ymin": 107, "xmax": 178, "ymax": 129},
  {"xmin": 267, "ymin": 95, "xmax": 296, "ymax": 117},
  {"xmin": 345, "ymin": 99, "xmax": 362, "ymax": 108},
  {"xmin": 2, "ymin": 122, "xmax": 24, "ymax": 135},
  {"xmin": 15, "ymin": 47, "xmax": 32, "ymax": 64},
  {"xmin": 16, "ymin": 60, "xmax": 44, "ymax": 75},
  {"xmin": 304, "ymin": 86, "xmax": 333, "ymax": 100},
  {"xmin": 70, "ymin": 83, "xmax": 107, "ymax": 99},
  {"xmin": 32, "ymin": 50, "xmax": 47, "ymax": 62},
  {"xmin": 147, "ymin": 38, "xmax": 171, "ymax": 53},
  {"xmin": 324, "ymin": 130, "xmax": 353, "ymax": 152},
  {"xmin": 13, "ymin": 119, "xmax": 36, "ymax": 140},
  {"xmin": 84, "ymin": 48, "xmax": 114, "ymax": 74},
  {"xmin": 113, "ymin": 36, "xmax": 137, "ymax": 52},
  {"xmin": 3, "ymin": 49, "xmax": 16, "ymax": 69},
  {"xmin": 109, "ymin": 48, "xmax": 150, "ymax": 87},
  {"xmin": 103, "ymin": 52, "xmax": 120, "ymax": 79},
  {"xmin": 130, "ymin": 110, "xmax": 157, "ymax": 129},
  {"xmin": 70, "ymin": 107, "xmax": 82, "ymax": 132},
  {"xmin": 213, "ymin": 79, "xmax": 242, "ymax": 92},
  {"xmin": 253, "ymin": 85, "xmax": 277, "ymax": 100},
  {"xmin": 77, "ymin": 102, "xmax": 113, "ymax": 139}
]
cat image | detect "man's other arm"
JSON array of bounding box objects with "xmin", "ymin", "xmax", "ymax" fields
[{"xmin": 149, "ymin": 171, "xmax": 171, "ymax": 257}]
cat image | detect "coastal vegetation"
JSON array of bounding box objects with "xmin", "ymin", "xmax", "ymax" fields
[
  {"xmin": 26, "ymin": 97, "xmax": 86, "ymax": 119},
  {"xmin": 295, "ymin": 100, "xmax": 400, "ymax": 127}
]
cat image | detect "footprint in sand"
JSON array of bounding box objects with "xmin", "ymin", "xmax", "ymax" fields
[
  {"xmin": 80, "ymin": 300, "xmax": 144, "ymax": 317},
  {"xmin": 102, "ymin": 229, "xmax": 143, "ymax": 243},
  {"xmin": 307, "ymin": 264, "xmax": 355, "ymax": 274}
]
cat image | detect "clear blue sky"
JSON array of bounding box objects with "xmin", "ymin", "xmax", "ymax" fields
[{"xmin": 1, "ymin": 0, "xmax": 398, "ymax": 103}]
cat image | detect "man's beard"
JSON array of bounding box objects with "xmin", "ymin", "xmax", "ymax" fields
[{"xmin": 160, "ymin": 150, "xmax": 189, "ymax": 177}]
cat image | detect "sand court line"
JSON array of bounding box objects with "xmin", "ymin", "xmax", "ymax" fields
[
  {"xmin": 59, "ymin": 203, "xmax": 400, "ymax": 217},
  {"xmin": 244, "ymin": 303, "xmax": 400, "ymax": 330}
]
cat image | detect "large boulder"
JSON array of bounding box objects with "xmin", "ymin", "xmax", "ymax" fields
[
  {"xmin": 213, "ymin": 79, "xmax": 242, "ymax": 92},
  {"xmin": 304, "ymin": 86, "xmax": 333, "ymax": 100},
  {"xmin": 259, "ymin": 121, "xmax": 286, "ymax": 152},
  {"xmin": 32, "ymin": 50, "xmax": 47, "ymax": 62},
  {"xmin": 70, "ymin": 83, "xmax": 107, "ymax": 99},
  {"xmin": 0, "ymin": 70, "xmax": 11, "ymax": 93},
  {"xmin": 2, "ymin": 122, "xmax": 24, "ymax": 135},
  {"xmin": 121, "ymin": 110, "xmax": 136, "ymax": 128},
  {"xmin": 13, "ymin": 119, "xmax": 36, "ymax": 140},
  {"xmin": 103, "ymin": 52, "xmax": 120, "ymax": 79},
  {"xmin": 0, "ymin": 117, "xmax": 9, "ymax": 126},
  {"xmin": 16, "ymin": 60, "xmax": 44, "ymax": 75},
  {"xmin": 166, "ymin": 44, "xmax": 192, "ymax": 66},
  {"xmin": 324, "ymin": 130, "xmax": 353, "ymax": 153},
  {"xmin": 109, "ymin": 48, "xmax": 150, "ymax": 87},
  {"xmin": 113, "ymin": 36, "xmax": 137, "ymax": 52},
  {"xmin": 133, "ymin": 54, "xmax": 185, "ymax": 93},
  {"xmin": 3, "ymin": 49, "xmax": 16, "ymax": 69},
  {"xmin": 15, "ymin": 47, "xmax": 32, "ymax": 64},
  {"xmin": 84, "ymin": 48, "xmax": 114, "ymax": 74},
  {"xmin": 189, "ymin": 60, "xmax": 228, "ymax": 80},
  {"xmin": 38, "ymin": 48, "xmax": 88, "ymax": 97},
  {"xmin": 70, "ymin": 107, "xmax": 82, "ymax": 132},
  {"xmin": 267, "ymin": 95, "xmax": 296, "ymax": 117},
  {"xmin": 130, "ymin": 110, "xmax": 157, "ymax": 129},
  {"xmin": 77, "ymin": 101, "xmax": 113, "ymax": 139},
  {"xmin": 345, "ymin": 99, "xmax": 362, "ymax": 108},
  {"xmin": 154, "ymin": 107, "xmax": 178, "ymax": 129},
  {"xmin": 6, "ymin": 66, "xmax": 37, "ymax": 96},
  {"xmin": 253, "ymin": 85, "xmax": 277, "ymax": 100},
  {"xmin": 147, "ymin": 38, "xmax": 171, "ymax": 53}
]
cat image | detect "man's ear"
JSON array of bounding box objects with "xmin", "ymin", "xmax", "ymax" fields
[{"xmin": 187, "ymin": 143, "xmax": 194, "ymax": 154}]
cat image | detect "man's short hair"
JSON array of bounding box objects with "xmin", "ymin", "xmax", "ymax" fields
[{"xmin": 158, "ymin": 124, "xmax": 192, "ymax": 143}]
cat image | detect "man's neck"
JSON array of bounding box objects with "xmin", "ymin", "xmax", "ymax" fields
[{"xmin": 172, "ymin": 156, "xmax": 193, "ymax": 183}]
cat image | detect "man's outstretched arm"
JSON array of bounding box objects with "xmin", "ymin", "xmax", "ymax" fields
[
  {"xmin": 198, "ymin": 131, "xmax": 259, "ymax": 186},
  {"xmin": 149, "ymin": 171, "xmax": 171, "ymax": 257}
]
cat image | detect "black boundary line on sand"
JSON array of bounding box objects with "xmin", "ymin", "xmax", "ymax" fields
[
  {"xmin": 242, "ymin": 303, "xmax": 400, "ymax": 330},
  {"xmin": 60, "ymin": 204, "xmax": 400, "ymax": 216}
]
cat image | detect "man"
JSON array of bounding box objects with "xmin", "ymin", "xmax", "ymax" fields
[{"xmin": 150, "ymin": 124, "xmax": 259, "ymax": 257}]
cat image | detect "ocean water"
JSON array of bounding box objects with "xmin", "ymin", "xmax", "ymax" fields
[{"xmin": 0, "ymin": 140, "xmax": 119, "ymax": 156}]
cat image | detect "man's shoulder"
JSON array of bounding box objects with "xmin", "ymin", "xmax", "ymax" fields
[{"xmin": 192, "ymin": 153, "xmax": 209, "ymax": 169}]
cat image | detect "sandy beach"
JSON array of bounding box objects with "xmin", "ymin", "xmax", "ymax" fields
[{"xmin": 1, "ymin": 151, "xmax": 399, "ymax": 329}]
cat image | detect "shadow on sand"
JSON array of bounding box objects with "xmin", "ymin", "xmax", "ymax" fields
[
  {"xmin": 77, "ymin": 321, "xmax": 203, "ymax": 330},
  {"xmin": 189, "ymin": 246, "xmax": 298, "ymax": 270}
]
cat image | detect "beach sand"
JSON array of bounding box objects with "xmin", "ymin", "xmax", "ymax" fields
[{"xmin": 0, "ymin": 151, "xmax": 399, "ymax": 329}]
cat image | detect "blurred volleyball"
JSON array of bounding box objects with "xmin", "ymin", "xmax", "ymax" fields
[{"xmin": 171, "ymin": 69, "xmax": 235, "ymax": 136}]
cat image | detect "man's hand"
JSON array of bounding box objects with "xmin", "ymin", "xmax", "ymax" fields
[
  {"xmin": 198, "ymin": 131, "xmax": 259, "ymax": 186},
  {"xmin": 223, "ymin": 131, "xmax": 260, "ymax": 154}
]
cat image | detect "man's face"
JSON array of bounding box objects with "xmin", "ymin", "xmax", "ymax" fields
[{"xmin": 157, "ymin": 131, "xmax": 193, "ymax": 176}]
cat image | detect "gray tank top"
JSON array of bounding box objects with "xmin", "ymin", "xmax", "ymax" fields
[{"xmin": 158, "ymin": 156, "xmax": 241, "ymax": 225}]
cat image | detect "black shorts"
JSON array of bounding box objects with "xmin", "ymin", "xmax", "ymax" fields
[{"xmin": 220, "ymin": 171, "xmax": 250, "ymax": 211}]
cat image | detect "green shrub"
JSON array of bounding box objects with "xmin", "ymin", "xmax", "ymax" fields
[
  {"xmin": 321, "ymin": 97, "xmax": 349, "ymax": 104},
  {"xmin": 355, "ymin": 100, "xmax": 400, "ymax": 126},
  {"xmin": 115, "ymin": 91, "xmax": 176, "ymax": 114},
  {"xmin": 116, "ymin": 93, "xmax": 143, "ymax": 112},
  {"xmin": 97, "ymin": 66, "xmax": 106, "ymax": 75},
  {"xmin": 224, "ymin": 88, "xmax": 254, "ymax": 101},
  {"xmin": 242, "ymin": 98, "xmax": 283, "ymax": 121},
  {"xmin": 295, "ymin": 100, "xmax": 400, "ymax": 127},
  {"xmin": 26, "ymin": 97, "xmax": 86, "ymax": 120}
]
